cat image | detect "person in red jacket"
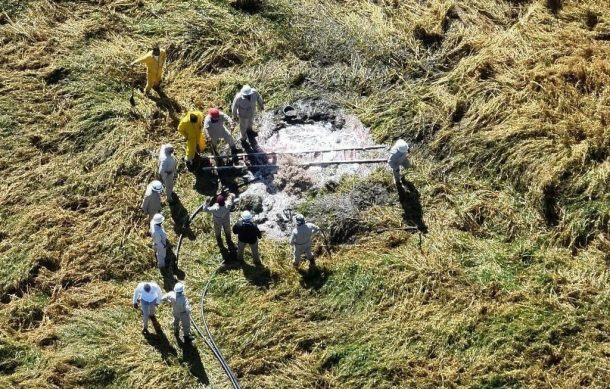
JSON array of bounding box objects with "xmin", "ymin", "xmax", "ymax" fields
[{"xmin": 232, "ymin": 211, "xmax": 262, "ymax": 265}]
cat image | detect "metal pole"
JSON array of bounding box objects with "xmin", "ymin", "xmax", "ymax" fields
[
  {"xmin": 198, "ymin": 159, "xmax": 388, "ymax": 171},
  {"xmin": 203, "ymin": 145, "xmax": 387, "ymax": 159}
]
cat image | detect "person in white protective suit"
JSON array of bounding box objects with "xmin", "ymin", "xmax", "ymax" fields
[
  {"xmin": 290, "ymin": 214, "xmax": 320, "ymax": 269},
  {"xmin": 204, "ymin": 108, "xmax": 238, "ymax": 153},
  {"xmin": 387, "ymin": 139, "xmax": 411, "ymax": 185},
  {"xmin": 142, "ymin": 180, "xmax": 163, "ymax": 220},
  {"xmin": 202, "ymin": 194, "xmax": 236, "ymax": 250},
  {"xmin": 158, "ymin": 144, "xmax": 177, "ymax": 202},
  {"xmin": 132, "ymin": 281, "xmax": 162, "ymax": 334},
  {"xmin": 150, "ymin": 213, "xmax": 168, "ymax": 269},
  {"xmin": 231, "ymin": 84, "xmax": 264, "ymax": 143},
  {"xmin": 161, "ymin": 282, "xmax": 192, "ymax": 342}
]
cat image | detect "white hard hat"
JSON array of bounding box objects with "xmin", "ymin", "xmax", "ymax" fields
[
  {"xmin": 395, "ymin": 139, "xmax": 409, "ymax": 153},
  {"xmin": 152, "ymin": 213, "xmax": 165, "ymax": 224},
  {"xmin": 241, "ymin": 85, "xmax": 253, "ymax": 96},
  {"xmin": 241, "ymin": 210, "xmax": 253, "ymax": 221},
  {"xmin": 295, "ymin": 213, "xmax": 305, "ymax": 225},
  {"xmin": 151, "ymin": 180, "xmax": 163, "ymax": 192},
  {"xmin": 141, "ymin": 283, "xmax": 157, "ymax": 303},
  {"xmin": 174, "ymin": 282, "xmax": 184, "ymax": 293}
]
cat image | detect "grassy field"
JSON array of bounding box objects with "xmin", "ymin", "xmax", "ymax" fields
[{"xmin": 1, "ymin": 0, "xmax": 609, "ymax": 387}]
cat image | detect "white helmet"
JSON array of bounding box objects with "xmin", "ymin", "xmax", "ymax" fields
[
  {"xmin": 141, "ymin": 283, "xmax": 157, "ymax": 303},
  {"xmin": 394, "ymin": 139, "xmax": 409, "ymax": 153},
  {"xmin": 241, "ymin": 210, "xmax": 253, "ymax": 221},
  {"xmin": 152, "ymin": 213, "xmax": 165, "ymax": 224},
  {"xmin": 295, "ymin": 214, "xmax": 305, "ymax": 225},
  {"xmin": 151, "ymin": 180, "xmax": 163, "ymax": 192},
  {"xmin": 174, "ymin": 282, "xmax": 184, "ymax": 293},
  {"xmin": 241, "ymin": 84, "xmax": 253, "ymax": 96}
]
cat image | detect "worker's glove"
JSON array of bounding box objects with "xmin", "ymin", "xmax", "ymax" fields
[{"xmin": 133, "ymin": 303, "xmax": 139, "ymax": 310}]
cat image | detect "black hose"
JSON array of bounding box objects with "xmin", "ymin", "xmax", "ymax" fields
[{"xmin": 175, "ymin": 202, "xmax": 241, "ymax": 389}]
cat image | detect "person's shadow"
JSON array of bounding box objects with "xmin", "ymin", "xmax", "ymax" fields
[
  {"xmin": 160, "ymin": 244, "xmax": 185, "ymax": 290},
  {"xmin": 179, "ymin": 339, "xmax": 210, "ymax": 385},
  {"xmin": 168, "ymin": 193, "xmax": 195, "ymax": 240},
  {"xmin": 396, "ymin": 177, "xmax": 428, "ymax": 233},
  {"xmin": 148, "ymin": 86, "xmax": 182, "ymax": 126},
  {"xmin": 240, "ymin": 261, "xmax": 277, "ymax": 289},
  {"xmin": 144, "ymin": 318, "xmax": 178, "ymax": 363},
  {"xmin": 241, "ymin": 136, "xmax": 279, "ymax": 195},
  {"xmin": 298, "ymin": 266, "xmax": 331, "ymax": 291},
  {"xmin": 191, "ymin": 156, "xmax": 221, "ymax": 196}
]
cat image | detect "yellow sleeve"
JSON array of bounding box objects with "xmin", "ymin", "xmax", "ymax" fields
[
  {"xmin": 133, "ymin": 52, "xmax": 151, "ymax": 65},
  {"xmin": 177, "ymin": 119, "xmax": 187, "ymax": 138},
  {"xmin": 197, "ymin": 133, "xmax": 206, "ymax": 152}
]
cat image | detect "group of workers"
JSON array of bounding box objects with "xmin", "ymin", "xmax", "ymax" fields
[{"xmin": 131, "ymin": 44, "xmax": 412, "ymax": 338}]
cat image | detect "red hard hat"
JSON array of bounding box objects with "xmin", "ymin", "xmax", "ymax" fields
[
  {"xmin": 217, "ymin": 195, "xmax": 225, "ymax": 206},
  {"xmin": 208, "ymin": 108, "xmax": 220, "ymax": 119}
]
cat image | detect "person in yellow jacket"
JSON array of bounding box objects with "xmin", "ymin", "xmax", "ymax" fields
[
  {"xmin": 130, "ymin": 44, "xmax": 167, "ymax": 94},
  {"xmin": 177, "ymin": 111, "xmax": 206, "ymax": 164}
]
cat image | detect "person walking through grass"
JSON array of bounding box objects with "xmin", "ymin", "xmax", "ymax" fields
[
  {"xmin": 142, "ymin": 180, "xmax": 163, "ymax": 220},
  {"xmin": 158, "ymin": 144, "xmax": 177, "ymax": 202},
  {"xmin": 203, "ymin": 194, "xmax": 236, "ymax": 251},
  {"xmin": 231, "ymin": 84, "xmax": 264, "ymax": 147},
  {"xmin": 150, "ymin": 213, "xmax": 168, "ymax": 269},
  {"xmin": 232, "ymin": 210, "xmax": 262, "ymax": 265},
  {"xmin": 130, "ymin": 44, "xmax": 167, "ymax": 95},
  {"xmin": 132, "ymin": 281, "xmax": 162, "ymax": 334},
  {"xmin": 161, "ymin": 282, "xmax": 192, "ymax": 342}
]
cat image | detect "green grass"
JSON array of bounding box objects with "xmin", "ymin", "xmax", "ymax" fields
[{"xmin": 1, "ymin": 0, "xmax": 610, "ymax": 387}]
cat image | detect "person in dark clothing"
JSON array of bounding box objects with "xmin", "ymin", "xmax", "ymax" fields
[{"xmin": 232, "ymin": 210, "xmax": 262, "ymax": 264}]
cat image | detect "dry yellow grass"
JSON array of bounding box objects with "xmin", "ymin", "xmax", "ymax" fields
[{"xmin": 1, "ymin": 0, "xmax": 609, "ymax": 387}]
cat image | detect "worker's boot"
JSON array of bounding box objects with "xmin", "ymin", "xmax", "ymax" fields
[
  {"xmin": 309, "ymin": 258, "xmax": 317, "ymax": 270},
  {"xmin": 240, "ymin": 138, "xmax": 250, "ymax": 152},
  {"xmin": 230, "ymin": 146, "xmax": 240, "ymax": 164}
]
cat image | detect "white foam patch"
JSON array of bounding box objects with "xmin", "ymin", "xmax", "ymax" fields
[{"xmin": 238, "ymin": 111, "xmax": 386, "ymax": 240}]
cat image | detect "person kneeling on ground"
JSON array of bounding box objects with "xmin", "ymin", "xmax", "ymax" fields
[
  {"xmin": 203, "ymin": 194, "xmax": 236, "ymax": 252},
  {"xmin": 387, "ymin": 139, "xmax": 411, "ymax": 186},
  {"xmin": 232, "ymin": 211, "xmax": 262, "ymax": 265},
  {"xmin": 132, "ymin": 281, "xmax": 162, "ymax": 334},
  {"xmin": 150, "ymin": 213, "xmax": 168, "ymax": 269},
  {"xmin": 290, "ymin": 214, "xmax": 320, "ymax": 269},
  {"xmin": 161, "ymin": 282, "xmax": 192, "ymax": 342}
]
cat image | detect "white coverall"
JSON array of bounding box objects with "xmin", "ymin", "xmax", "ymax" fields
[
  {"xmin": 387, "ymin": 145, "xmax": 411, "ymax": 184},
  {"xmin": 204, "ymin": 112, "xmax": 236, "ymax": 149},
  {"xmin": 132, "ymin": 282, "xmax": 162, "ymax": 331},
  {"xmin": 142, "ymin": 183, "xmax": 162, "ymax": 220},
  {"xmin": 150, "ymin": 220, "xmax": 168, "ymax": 268},
  {"xmin": 158, "ymin": 146, "xmax": 177, "ymax": 200},
  {"xmin": 231, "ymin": 89, "xmax": 264, "ymax": 140},
  {"xmin": 161, "ymin": 291, "xmax": 191, "ymax": 338},
  {"xmin": 203, "ymin": 196, "xmax": 234, "ymax": 247},
  {"xmin": 290, "ymin": 222, "xmax": 320, "ymax": 266}
]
